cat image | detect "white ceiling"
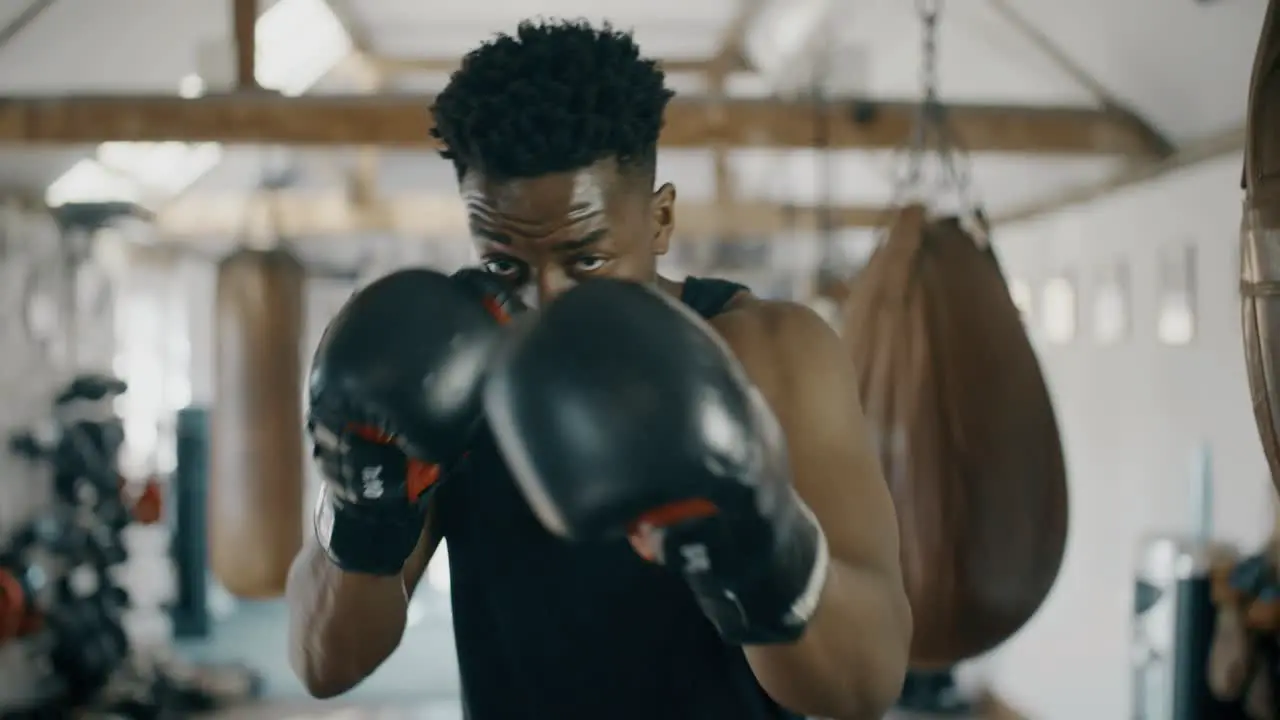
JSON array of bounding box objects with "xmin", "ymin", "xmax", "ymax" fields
[{"xmin": 0, "ymin": 0, "xmax": 1266, "ymax": 225}]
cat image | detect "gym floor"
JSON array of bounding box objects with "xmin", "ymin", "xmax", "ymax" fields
[
  {"xmin": 178, "ymin": 590, "xmax": 465, "ymax": 718},
  {"xmin": 205, "ymin": 702, "xmax": 463, "ymax": 719}
]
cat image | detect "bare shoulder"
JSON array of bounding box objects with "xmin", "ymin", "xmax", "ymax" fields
[{"xmin": 707, "ymin": 297, "xmax": 842, "ymax": 386}]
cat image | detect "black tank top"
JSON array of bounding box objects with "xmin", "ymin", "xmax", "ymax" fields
[{"xmin": 437, "ymin": 277, "xmax": 801, "ymax": 720}]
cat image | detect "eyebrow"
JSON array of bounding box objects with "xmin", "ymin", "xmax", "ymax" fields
[{"xmin": 472, "ymin": 226, "xmax": 607, "ymax": 251}]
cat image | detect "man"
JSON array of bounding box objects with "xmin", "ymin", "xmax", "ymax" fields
[{"xmin": 286, "ymin": 20, "xmax": 911, "ymax": 720}]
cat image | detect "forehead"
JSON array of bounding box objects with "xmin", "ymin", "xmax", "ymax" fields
[{"xmin": 459, "ymin": 161, "xmax": 634, "ymax": 226}]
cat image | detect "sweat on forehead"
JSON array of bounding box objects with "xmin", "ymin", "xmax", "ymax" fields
[{"xmin": 461, "ymin": 163, "xmax": 646, "ymax": 222}]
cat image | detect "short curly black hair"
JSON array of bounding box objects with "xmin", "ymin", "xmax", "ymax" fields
[{"xmin": 430, "ymin": 20, "xmax": 674, "ymax": 183}]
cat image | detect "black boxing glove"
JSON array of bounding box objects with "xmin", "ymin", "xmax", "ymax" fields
[
  {"xmin": 309, "ymin": 268, "xmax": 521, "ymax": 576},
  {"xmin": 485, "ymin": 280, "xmax": 827, "ymax": 645}
]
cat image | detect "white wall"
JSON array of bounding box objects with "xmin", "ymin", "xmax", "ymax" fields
[{"xmin": 979, "ymin": 154, "xmax": 1272, "ymax": 719}]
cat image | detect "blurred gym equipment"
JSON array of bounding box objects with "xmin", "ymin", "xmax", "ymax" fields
[
  {"xmin": 1129, "ymin": 446, "xmax": 1243, "ymax": 720},
  {"xmin": 0, "ymin": 374, "xmax": 262, "ymax": 717}
]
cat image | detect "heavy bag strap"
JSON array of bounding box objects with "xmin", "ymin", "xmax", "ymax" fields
[{"xmin": 1242, "ymin": 279, "xmax": 1280, "ymax": 298}]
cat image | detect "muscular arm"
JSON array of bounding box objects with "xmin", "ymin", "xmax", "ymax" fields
[
  {"xmin": 713, "ymin": 301, "xmax": 912, "ymax": 720},
  {"xmin": 286, "ymin": 504, "xmax": 440, "ymax": 698}
]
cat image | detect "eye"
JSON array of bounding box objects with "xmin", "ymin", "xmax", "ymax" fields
[
  {"xmin": 571, "ymin": 255, "xmax": 609, "ymax": 273},
  {"xmin": 482, "ymin": 257, "xmax": 526, "ymax": 279}
]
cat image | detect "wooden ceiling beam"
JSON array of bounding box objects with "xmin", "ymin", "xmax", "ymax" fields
[
  {"xmin": 0, "ymin": 94, "xmax": 1167, "ymax": 156},
  {"xmin": 233, "ymin": 0, "xmax": 258, "ymax": 90},
  {"xmin": 362, "ymin": 53, "xmax": 734, "ymax": 77},
  {"xmin": 152, "ymin": 191, "xmax": 887, "ymax": 240}
]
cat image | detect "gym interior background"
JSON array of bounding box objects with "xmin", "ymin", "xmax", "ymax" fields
[{"xmin": 0, "ymin": 0, "xmax": 1271, "ymax": 718}]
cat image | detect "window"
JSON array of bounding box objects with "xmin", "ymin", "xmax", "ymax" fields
[
  {"xmin": 1158, "ymin": 304, "xmax": 1195, "ymax": 346},
  {"xmin": 44, "ymin": 159, "xmax": 141, "ymax": 208},
  {"xmin": 1157, "ymin": 245, "xmax": 1197, "ymax": 346},
  {"xmin": 255, "ymin": 0, "xmax": 353, "ymax": 96},
  {"xmin": 45, "ymin": 143, "xmax": 222, "ymax": 210},
  {"xmin": 742, "ymin": 0, "xmax": 838, "ymax": 92},
  {"xmin": 1092, "ymin": 262, "xmax": 1131, "ymax": 346},
  {"xmin": 1041, "ymin": 274, "xmax": 1077, "ymax": 345},
  {"xmin": 112, "ymin": 278, "xmax": 192, "ymax": 479},
  {"xmin": 96, "ymin": 141, "xmax": 224, "ymax": 205}
]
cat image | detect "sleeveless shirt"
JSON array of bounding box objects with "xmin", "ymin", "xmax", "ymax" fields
[{"xmin": 437, "ymin": 277, "xmax": 802, "ymax": 720}]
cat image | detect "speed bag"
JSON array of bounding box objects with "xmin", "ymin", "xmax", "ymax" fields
[
  {"xmin": 210, "ymin": 247, "xmax": 306, "ymax": 599},
  {"xmin": 840, "ymin": 204, "xmax": 1069, "ymax": 667},
  {"xmin": 1241, "ymin": 0, "xmax": 1280, "ymax": 494}
]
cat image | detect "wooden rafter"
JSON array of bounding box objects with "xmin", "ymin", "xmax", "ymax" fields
[
  {"xmin": 362, "ymin": 54, "xmax": 738, "ymax": 77},
  {"xmin": 233, "ymin": 0, "xmax": 258, "ymax": 90},
  {"xmin": 0, "ymin": 94, "xmax": 1169, "ymax": 156},
  {"xmin": 152, "ymin": 192, "xmax": 887, "ymax": 239}
]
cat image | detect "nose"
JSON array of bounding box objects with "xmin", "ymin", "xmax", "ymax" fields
[{"xmin": 536, "ymin": 266, "xmax": 575, "ymax": 307}]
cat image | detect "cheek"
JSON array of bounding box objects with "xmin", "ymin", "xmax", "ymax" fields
[{"xmin": 608, "ymin": 252, "xmax": 657, "ymax": 280}]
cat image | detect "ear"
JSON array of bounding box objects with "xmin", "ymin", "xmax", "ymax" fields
[{"xmin": 650, "ymin": 182, "xmax": 677, "ymax": 256}]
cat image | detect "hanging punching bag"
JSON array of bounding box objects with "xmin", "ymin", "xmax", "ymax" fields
[
  {"xmin": 841, "ymin": 205, "xmax": 1069, "ymax": 666},
  {"xmin": 210, "ymin": 247, "xmax": 306, "ymax": 599},
  {"xmin": 1241, "ymin": 0, "xmax": 1280, "ymax": 494}
]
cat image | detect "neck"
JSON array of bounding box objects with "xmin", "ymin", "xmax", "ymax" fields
[{"xmin": 655, "ymin": 274, "xmax": 684, "ymax": 300}]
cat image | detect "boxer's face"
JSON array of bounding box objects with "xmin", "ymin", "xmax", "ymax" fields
[{"xmin": 461, "ymin": 158, "xmax": 676, "ymax": 308}]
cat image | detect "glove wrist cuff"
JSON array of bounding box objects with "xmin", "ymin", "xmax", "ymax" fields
[
  {"xmin": 775, "ymin": 499, "xmax": 829, "ymax": 631},
  {"xmin": 314, "ymin": 486, "xmax": 425, "ymax": 577},
  {"xmin": 687, "ymin": 497, "xmax": 829, "ymax": 646}
]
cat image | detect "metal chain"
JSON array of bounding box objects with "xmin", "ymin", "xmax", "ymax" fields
[
  {"xmin": 896, "ymin": 0, "xmax": 981, "ymax": 219},
  {"xmin": 903, "ymin": 0, "xmax": 941, "ymax": 186},
  {"xmin": 917, "ymin": 0, "xmax": 942, "ymax": 114}
]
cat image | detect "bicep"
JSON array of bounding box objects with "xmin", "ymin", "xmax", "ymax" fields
[
  {"xmin": 789, "ymin": 343, "xmax": 901, "ymax": 577},
  {"xmin": 401, "ymin": 501, "xmax": 443, "ymax": 593}
]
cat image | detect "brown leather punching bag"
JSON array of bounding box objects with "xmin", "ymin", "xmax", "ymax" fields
[
  {"xmin": 210, "ymin": 247, "xmax": 306, "ymax": 599},
  {"xmin": 841, "ymin": 205, "xmax": 1069, "ymax": 667},
  {"xmin": 1241, "ymin": 0, "xmax": 1280, "ymax": 494}
]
